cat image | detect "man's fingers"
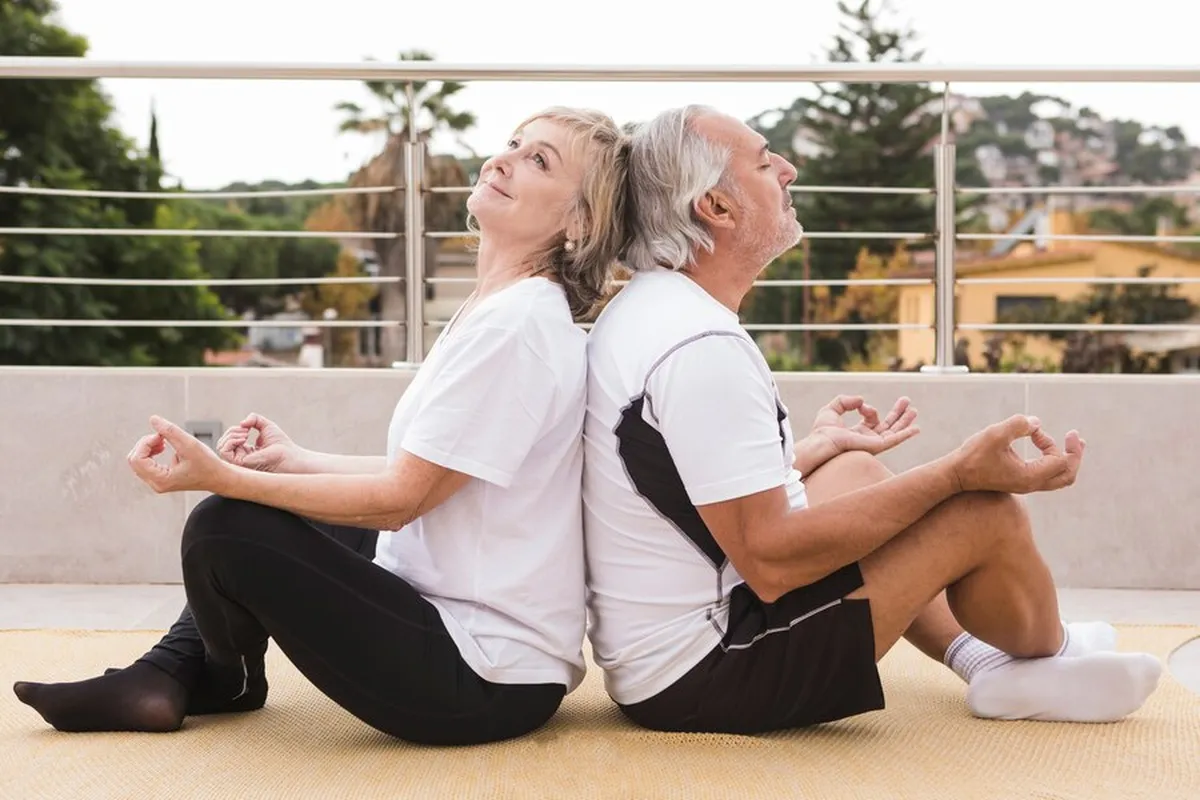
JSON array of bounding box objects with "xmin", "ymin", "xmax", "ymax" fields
[
  {"xmin": 879, "ymin": 397, "xmax": 910, "ymax": 430},
  {"xmin": 1030, "ymin": 427, "xmax": 1085, "ymax": 471},
  {"xmin": 1030, "ymin": 425, "xmax": 1060, "ymax": 456},
  {"xmin": 827, "ymin": 395, "xmax": 864, "ymax": 415},
  {"xmin": 995, "ymin": 414, "xmax": 1040, "ymax": 444},
  {"xmin": 882, "ymin": 425, "xmax": 921, "ymax": 449},
  {"xmin": 889, "ymin": 407, "xmax": 918, "ymax": 433},
  {"xmin": 1025, "ymin": 440, "xmax": 1085, "ymax": 491},
  {"xmin": 1062, "ymin": 431, "xmax": 1085, "ymax": 480},
  {"xmin": 1023, "ymin": 453, "xmax": 1070, "ymax": 490},
  {"xmin": 1045, "ymin": 458, "xmax": 1081, "ymax": 491},
  {"xmin": 859, "ymin": 403, "xmax": 880, "ymax": 429}
]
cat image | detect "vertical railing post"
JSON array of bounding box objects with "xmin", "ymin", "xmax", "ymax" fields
[
  {"xmin": 923, "ymin": 82, "xmax": 969, "ymax": 374},
  {"xmin": 403, "ymin": 81, "xmax": 425, "ymax": 364},
  {"xmin": 932, "ymin": 142, "xmax": 958, "ymax": 367}
]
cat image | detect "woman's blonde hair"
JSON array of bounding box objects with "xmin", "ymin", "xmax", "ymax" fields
[{"xmin": 471, "ymin": 107, "xmax": 631, "ymax": 320}]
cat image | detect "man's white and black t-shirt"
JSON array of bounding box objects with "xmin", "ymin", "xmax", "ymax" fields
[
  {"xmin": 583, "ymin": 268, "xmax": 884, "ymax": 733},
  {"xmin": 376, "ymin": 276, "xmax": 590, "ymax": 694}
]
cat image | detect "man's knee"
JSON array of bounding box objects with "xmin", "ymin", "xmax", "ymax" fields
[
  {"xmin": 812, "ymin": 450, "xmax": 894, "ymax": 484},
  {"xmin": 950, "ymin": 490, "xmax": 1032, "ymax": 547},
  {"xmin": 804, "ymin": 451, "xmax": 897, "ymax": 506}
]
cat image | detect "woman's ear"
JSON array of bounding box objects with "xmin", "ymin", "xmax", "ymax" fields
[{"xmin": 564, "ymin": 213, "xmax": 584, "ymax": 249}]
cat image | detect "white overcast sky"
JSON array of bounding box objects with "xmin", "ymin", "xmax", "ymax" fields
[{"xmin": 46, "ymin": 0, "xmax": 1200, "ymax": 189}]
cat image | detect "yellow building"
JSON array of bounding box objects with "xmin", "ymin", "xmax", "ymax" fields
[{"xmin": 896, "ymin": 213, "xmax": 1200, "ymax": 371}]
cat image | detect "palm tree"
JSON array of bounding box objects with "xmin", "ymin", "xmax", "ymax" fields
[
  {"xmin": 332, "ymin": 50, "xmax": 476, "ymax": 364},
  {"xmin": 335, "ymin": 50, "xmax": 477, "ymax": 154}
]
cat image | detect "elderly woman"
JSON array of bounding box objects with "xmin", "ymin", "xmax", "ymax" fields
[{"xmin": 14, "ymin": 106, "xmax": 631, "ymax": 746}]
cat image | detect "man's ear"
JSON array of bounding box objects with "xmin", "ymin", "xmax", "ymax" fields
[{"xmin": 694, "ymin": 187, "xmax": 736, "ymax": 231}]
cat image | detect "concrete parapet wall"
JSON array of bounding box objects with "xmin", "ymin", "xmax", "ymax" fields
[{"xmin": 1, "ymin": 368, "xmax": 1196, "ymax": 589}]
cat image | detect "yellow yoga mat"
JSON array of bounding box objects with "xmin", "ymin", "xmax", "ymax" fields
[{"xmin": 1, "ymin": 626, "xmax": 1196, "ymax": 799}]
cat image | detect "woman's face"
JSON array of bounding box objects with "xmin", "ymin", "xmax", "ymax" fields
[{"xmin": 467, "ymin": 117, "xmax": 586, "ymax": 249}]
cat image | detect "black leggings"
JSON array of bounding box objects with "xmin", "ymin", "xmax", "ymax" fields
[{"xmin": 137, "ymin": 494, "xmax": 565, "ymax": 746}]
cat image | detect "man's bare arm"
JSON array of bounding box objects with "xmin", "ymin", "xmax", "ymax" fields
[
  {"xmin": 792, "ymin": 434, "xmax": 840, "ymax": 477},
  {"xmin": 697, "ymin": 456, "xmax": 960, "ymax": 602},
  {"xmin": 698, "ymin": 415, "xmax": 1084, "ymax": 603}
]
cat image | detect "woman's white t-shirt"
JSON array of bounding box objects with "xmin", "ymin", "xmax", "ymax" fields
[{"xmin": 373, "ymin": 277, "xmax": 588, "ymax": 691}]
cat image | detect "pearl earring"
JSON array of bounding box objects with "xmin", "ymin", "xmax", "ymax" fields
[{"xmin": 564, "ymin": 240, "xmax": 576, "ymax": 252}]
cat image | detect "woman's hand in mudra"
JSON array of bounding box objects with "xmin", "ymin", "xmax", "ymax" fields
[
  {"xmin": 127, "ymin": 416, "xmax": 232, "ymax": 495},
  {"xmin": 217, "ymin": 413, "xmax": 306, "ymax": 473}
]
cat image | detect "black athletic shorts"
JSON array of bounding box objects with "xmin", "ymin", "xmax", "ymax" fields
[{"xmin": 618, "ymin": 562, "xmax": 885, "ymax": 734}]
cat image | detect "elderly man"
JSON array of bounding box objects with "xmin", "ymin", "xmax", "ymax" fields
[{"xmin": 581, "ymin": 105, "xmax": 1161, "ymax": 734}]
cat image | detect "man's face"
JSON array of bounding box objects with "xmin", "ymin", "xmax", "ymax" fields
[{"xmin": 695, "ymin": 113, "xmax": 803, "ymax": 265}]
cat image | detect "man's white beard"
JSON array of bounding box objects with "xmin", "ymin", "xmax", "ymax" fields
[{"xmin": 741, "ymin": 217, "xmax": 804, "ymax": 269}]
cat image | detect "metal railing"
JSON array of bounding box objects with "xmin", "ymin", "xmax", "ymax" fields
[{"xmin": 2, "ymin": 58, "xmax": 1199, "ymax": 369}]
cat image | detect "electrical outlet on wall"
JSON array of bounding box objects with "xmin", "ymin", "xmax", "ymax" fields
[{"xmin": 183, "ymin": 420, "xmax": 222, "ymax": 451}]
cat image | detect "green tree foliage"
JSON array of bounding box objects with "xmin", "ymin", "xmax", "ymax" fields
[
  {"xmin": 746, "ymin": 0, "xmax": 941, "ymax": 369},
  {"xmin": 0, "ymin": 0, "xmax": 237, "ymax": 365},
  {"xmin": 796, "ymin": 1, "xmax": 939, "ymax": 271},
  {"xmin": 1089, "ymin": 198, "xmax": 1191, "ymax": 236},
  {"xmin": 173, "ymin": 197, "xmax": 340, "ymax": 317}
]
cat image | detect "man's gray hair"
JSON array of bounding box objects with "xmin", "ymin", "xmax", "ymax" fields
[{"xmin": 623, "ymin": 105, "xmax": 732, "ymax": 272}]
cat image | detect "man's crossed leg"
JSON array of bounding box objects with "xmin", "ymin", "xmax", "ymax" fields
[{"xmin": 803, "ymin": 448, "xmax": 1161, "ymax": 723}]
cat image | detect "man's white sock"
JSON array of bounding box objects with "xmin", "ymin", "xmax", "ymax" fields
[
  {"xmin": 943, "ymin": 621, "xmax": 1161, "ymax": 723},
  {"xmin": 966, "ymin": 652, "xmax": 1162, "ymax": 723},
  {"xmin": 944, "ymin": 620, "xmax": 1118, "ymax": 683}
]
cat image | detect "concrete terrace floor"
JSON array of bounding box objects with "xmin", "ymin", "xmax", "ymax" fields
[{"xmin": 1, "ymin": 585, "xmax": 1198, "ymax": 696}]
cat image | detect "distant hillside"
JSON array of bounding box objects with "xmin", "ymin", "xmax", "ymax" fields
[
  {"xmin": 756, "ymin": 90, "xmax": 1196, "ymax": 196},
  {"xmin": 749, "ymin": 89, "xmax": 1198, "ymax": 237},
  {"xmin": 957, "ymin": 91, "xmax": 1195, "ymax": 188},
  {"xmin": 203, "ymin": 179, "xmax": 348, "ymax": 222}
]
